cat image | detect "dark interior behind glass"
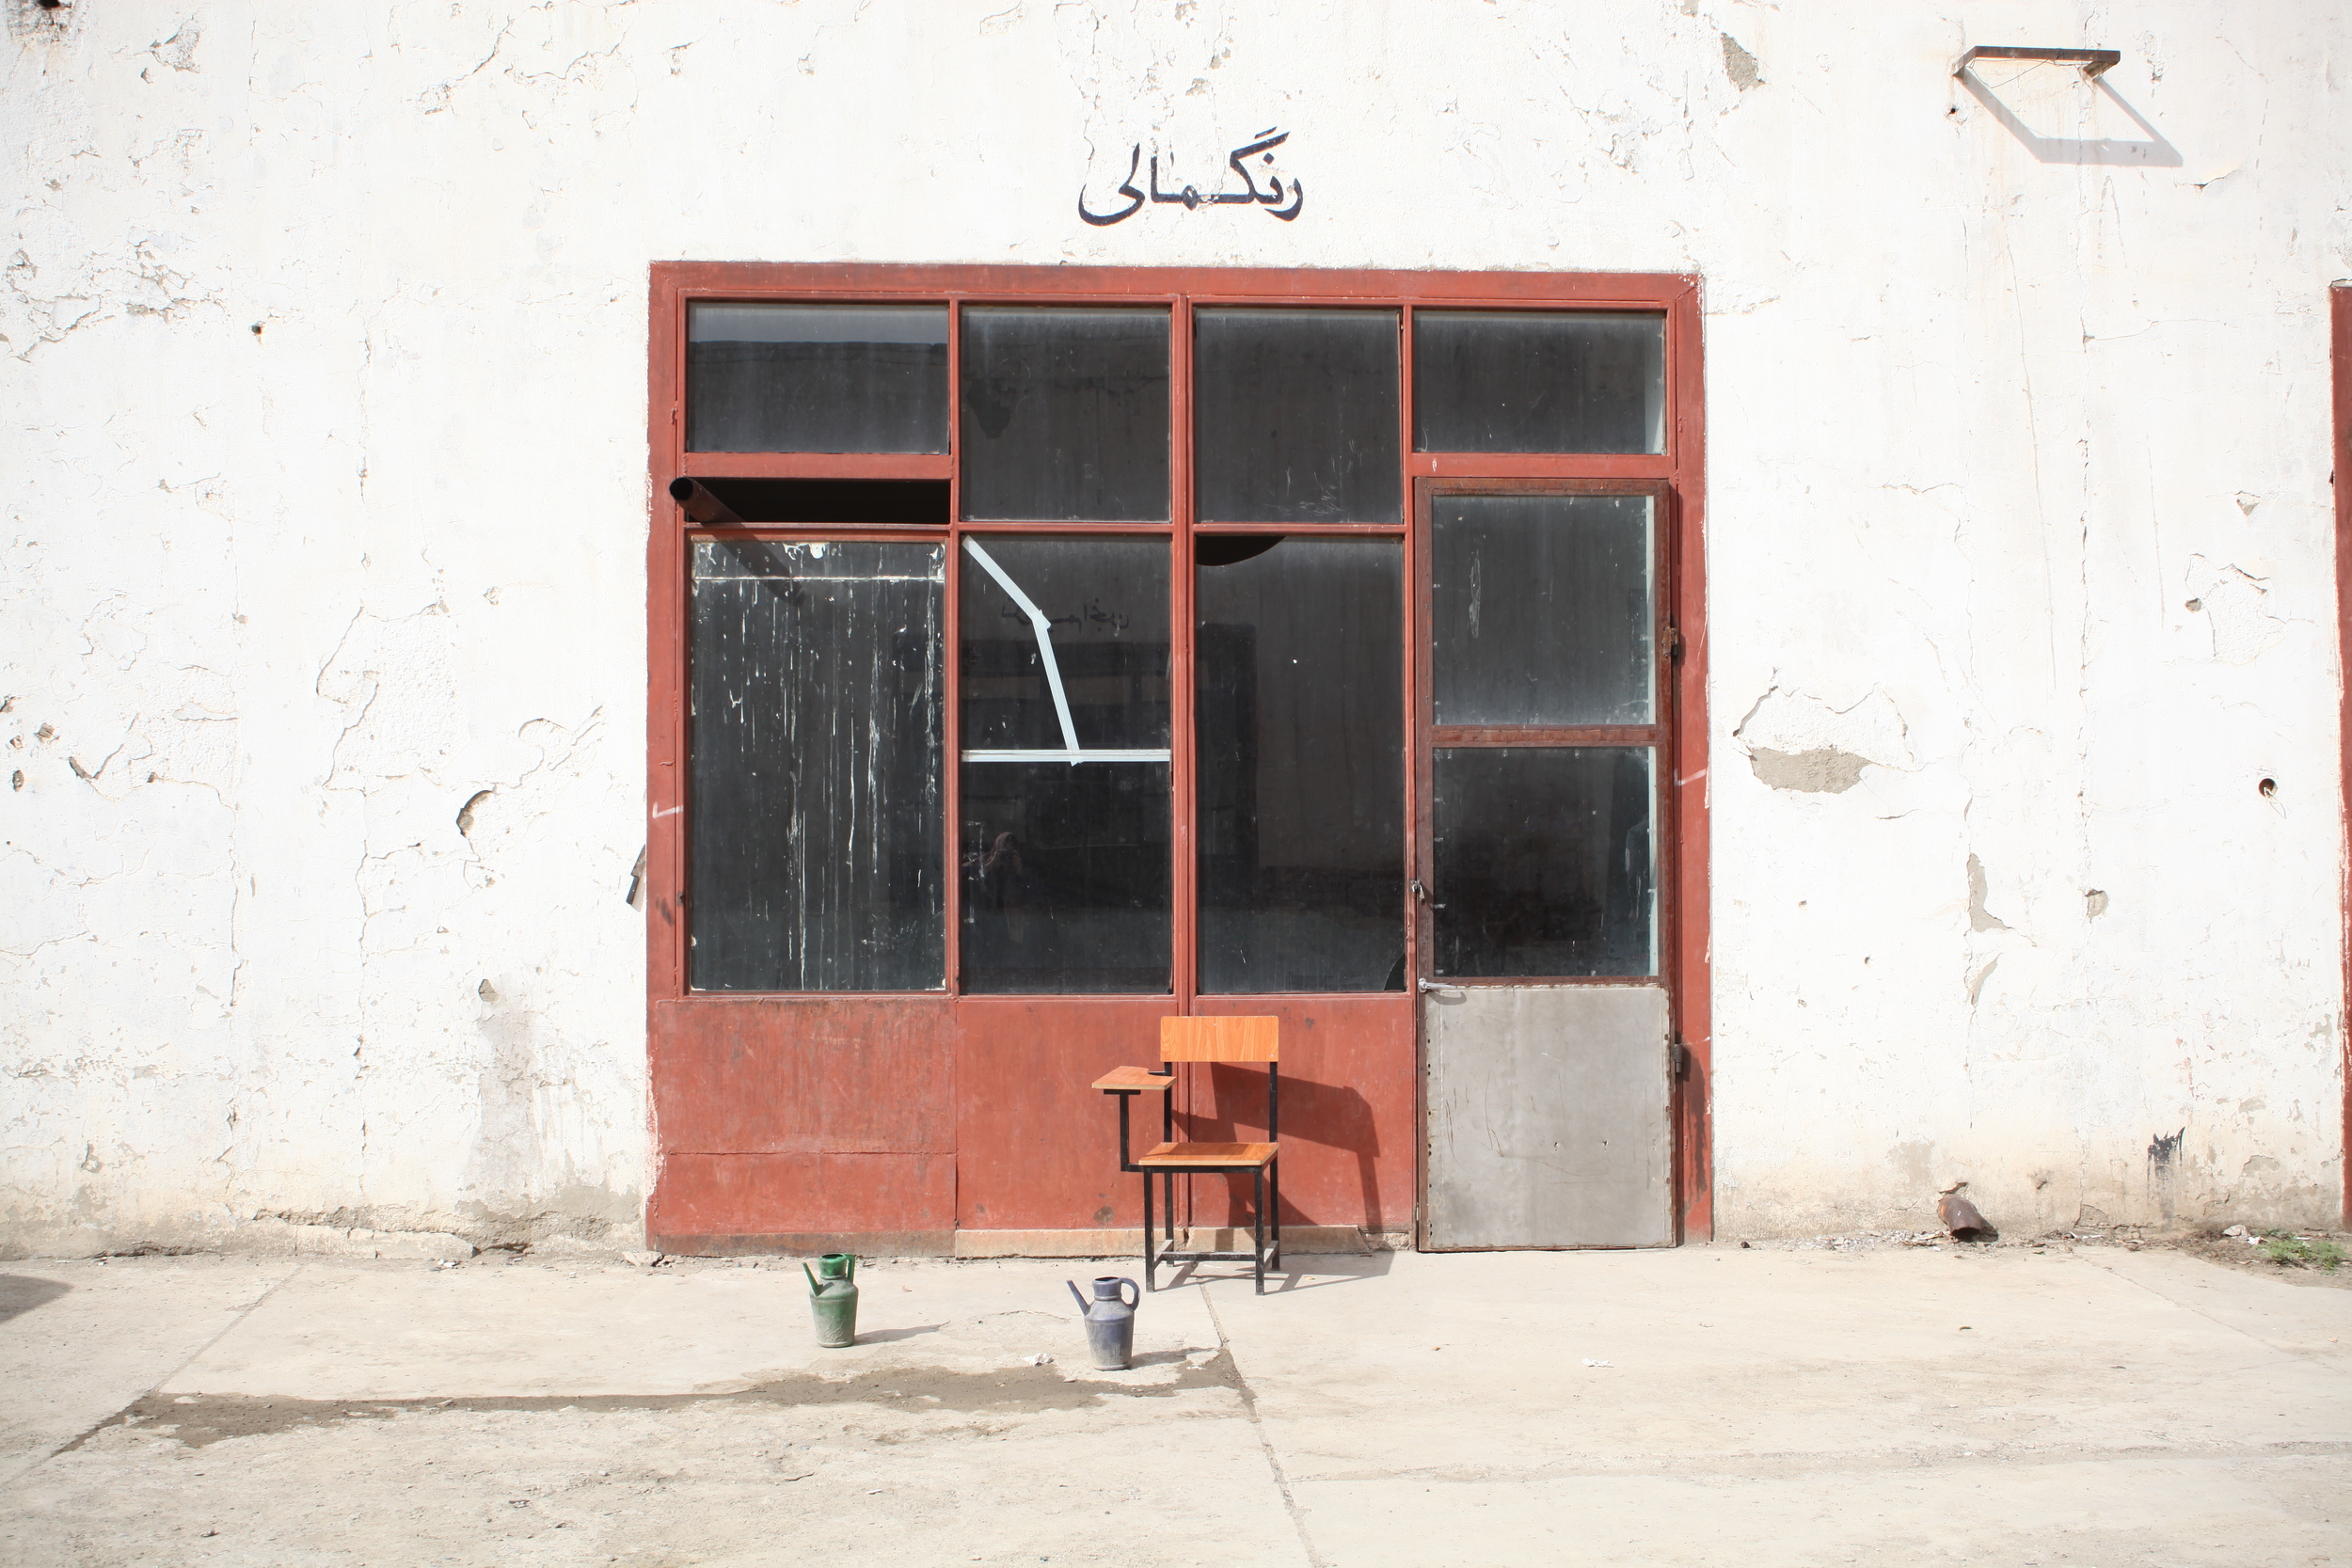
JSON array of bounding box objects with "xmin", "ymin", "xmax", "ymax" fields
[{"xmin": 1198, "ymin": 538, "xmax": 1405, "ymax": 992}]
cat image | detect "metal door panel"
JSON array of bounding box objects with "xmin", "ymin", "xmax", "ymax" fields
[{"xmin": 1423, "ymin": 983, "xmax": 1672, "ymax": 1249}]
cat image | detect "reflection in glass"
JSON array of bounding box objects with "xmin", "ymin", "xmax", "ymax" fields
[
  {"xmin": 1194, "ymin": 309, "xmax": 1400, "ymax": 522},
  {"xmin": 1430, "ymin": 748, "xmax": 1655, "ymax": 978},
  {"xmin": 1198, "ymin": 539, "xmax": 1403, "ymax": 992},
  {"xmin": 687, "ymin": 303, "xmax": 948, "ymax": 453},
  {"xmin": 961, "ymin": 309, "xmax": 1169, "ymax": 520},
  {"xmin": 1432, "ymin": 494, "xmax": 1654, "ymax": 726},
  {"xmin": 689, "ymin": 540, "xmax": 945, "ymax": 990},
  {"xmin": 960, "ymin": 537, "xmax": 1170, "ymax": 992},
  {"xmin": 1414, "ymin": 311, "xmax": 1664, "ymax": 454}
]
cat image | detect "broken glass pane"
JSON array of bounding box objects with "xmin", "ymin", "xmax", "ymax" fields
[
  {"xmin": 961, "ymin": 308, "xmax": 1170, "ymax": 520},
  {"xmin": 1194, "ymin": 309, "xmax": 1401, "ymax": 523},
  {"xmin": 1430, "ymin": 747, "xmax": 1655, "ymax": 978},
  {"xmin": 959, "ymin": 536, "xmax": 1171, "ymax": 992},
  {"xmin": 1432, "ymin": 494, "xmax": 1654, "ymax": 726},
  {"xmin": 687, "ymin": 303, "xmax": 948, "ymax": 453},
  {"xmin": 1197, "ymin": 538, "xmax": 1405, "ymax": 993},
  {"xmin": 689, "ymin": 539, "xmax": 945, "ymax": 990},
  {"xmin": 1414, "ymin": 311, "xmax": 1664, "ymax": 454}
]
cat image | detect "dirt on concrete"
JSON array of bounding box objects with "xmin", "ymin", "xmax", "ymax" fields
[{"xmin": 68, "ymin": 1349, "xmax": 1248, "ymax": 1451}]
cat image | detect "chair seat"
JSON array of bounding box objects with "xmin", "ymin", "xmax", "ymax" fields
[{"xmin": 1136, "ymin": 1140, "xmax": 1278, "ymax": 1168}]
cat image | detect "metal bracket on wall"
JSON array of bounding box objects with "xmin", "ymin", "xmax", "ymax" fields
[{"xmin": 1952, "ymin": 45, "xmax": 2120, "ymax": 80}]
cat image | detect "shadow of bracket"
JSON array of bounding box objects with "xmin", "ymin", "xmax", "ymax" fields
[{"xmin": 1958, "ymin": 64, "xmax": 2182, "ymax": 168}]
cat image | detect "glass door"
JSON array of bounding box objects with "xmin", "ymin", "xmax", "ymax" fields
[{"xmin": 1417, "ymin": 481, "xmax": 1677, "ymax": 1249}]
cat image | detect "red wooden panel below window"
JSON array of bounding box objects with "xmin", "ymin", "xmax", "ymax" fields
[
  {"xmin": 650, "ymin": 997, "xmax": 956, "ymax": 1155},
  {"xmin": 650, "ymin": 1152, "xmax": 957, "ymax": 1255},
  {"xmin": 954, "ymin": 996, "xmax": 1181, "ymax": 1231}
]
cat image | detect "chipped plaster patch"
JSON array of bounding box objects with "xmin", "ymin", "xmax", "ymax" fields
[
  {"xmin": 1966, "ymin": 854, "xmax": 2010, "ymax": 933},
  {"xmin": 1747, "ymin": 747, "xmax": 1868, "ymax": 794},
  {"xmin": 1735, "ymin": 685, "xmax": 1914, "ymax": 795},
  {"xmin": 1721, "ymin": 33, "xmax": 1761, "ymax": 90},
  {"xmin": 2185, "ymin": 557, "xmax": 2283, "ymax": 666}
]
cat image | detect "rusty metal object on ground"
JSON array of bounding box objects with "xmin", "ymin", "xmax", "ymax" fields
[{"xmin": 1937, "ymin": 1188, "xmax": 1997, "ymax": 1243}]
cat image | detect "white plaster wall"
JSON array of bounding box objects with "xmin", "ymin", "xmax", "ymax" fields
[{"xmin": 2, "ymin": 1, "xmax": 2344, "ymax": 1253}]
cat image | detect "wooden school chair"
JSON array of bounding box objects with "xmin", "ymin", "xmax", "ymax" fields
[{"xmin": 1094, "ymin": 1016, "xmax": 1280, "ymax": 1293}]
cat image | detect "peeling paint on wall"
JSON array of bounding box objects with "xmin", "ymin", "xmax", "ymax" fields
[{"xmin": 1965, "ymin": 855, "xmax": 2010, "ymax": 934}]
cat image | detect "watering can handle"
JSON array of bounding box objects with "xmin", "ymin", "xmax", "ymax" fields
[
  {"xmin": 1117, "ymin": 1278, "xmax": 1140, "ymax": 1309},
  {"xmin": 1067, "ymin": 1279, "xmax": 1090, "ymax": 1314}
]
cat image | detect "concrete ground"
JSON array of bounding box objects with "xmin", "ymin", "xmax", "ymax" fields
[{"xmin": 1, "ymin": 1243, "xmax": 2345, "ymax": 1566}]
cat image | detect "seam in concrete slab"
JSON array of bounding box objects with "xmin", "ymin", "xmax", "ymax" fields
[
  {"xmin": 2083, "ymin": 1256, "xmax": 2352, "ymax": 1368},
  {"xmin": 7, "ymin": 1263, "xmax": 306, "ymax": 1486},
  {"xmin": 1201, "ymin": 1286, "xmax": 1325, "ymax": 1568}
]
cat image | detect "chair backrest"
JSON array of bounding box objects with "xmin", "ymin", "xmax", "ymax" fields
[{"xmin": 1161, "ymin": 1015, "xmax": 1279, "ymax": 1063}]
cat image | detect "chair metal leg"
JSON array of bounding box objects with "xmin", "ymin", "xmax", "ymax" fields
[
  {"xmin": 1142, "ymin": 1163, "xmax": 1155, "ymax": 1292},
  {"xmin": 1269, "ymin": 1156, "xmax": 1281, "ymax": 1272},
  {"xmin": 1253, "ymin": 1168, "xmax": 1265, "ymax": 1295}
]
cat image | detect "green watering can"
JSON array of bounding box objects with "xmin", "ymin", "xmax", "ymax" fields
[{"xmin": 803, "ymin": 1253, "xmax": 859, "ymax": 1347}]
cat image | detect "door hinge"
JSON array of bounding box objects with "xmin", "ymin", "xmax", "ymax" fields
[
  {"xmin": 1409, "ymin": 878, "xmax": 1429, "ymax": 903},
  {"xmin": 1664, "ymin": 625, "xmax": 1685, "ymax": 662},
  {"xmin": 1671, "ymin": 1038, "xmax": 1692, "ymax": 1076}
]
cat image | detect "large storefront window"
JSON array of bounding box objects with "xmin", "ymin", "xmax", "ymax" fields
[{"xmin": 660, "ymin": 280, "xmax": 1677, "ymax": 1001}]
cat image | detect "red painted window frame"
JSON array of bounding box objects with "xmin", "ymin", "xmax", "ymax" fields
[{"xmin": 645, "ymin": 262, "xmax": 1716, "ymax": 1238}]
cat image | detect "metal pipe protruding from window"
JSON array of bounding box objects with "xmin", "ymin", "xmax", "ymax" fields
[{"xmin": 669, "ymin": 477, "xmax": 742, "ymax": 526}]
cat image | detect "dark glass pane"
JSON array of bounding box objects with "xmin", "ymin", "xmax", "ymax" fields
[
  {"xmin": 689, "ymin": 540, "xmax": 944, "ymax": 990},
  {"xmin": 687, "ymin": 304, "xmax": 947, "ymax": 453},
  {"xmin": 961, "ymin": 309, "xmax": 1169, "ymax": 520},
  {"xmin": 1430, "ymin": 748, "xmax": 1655, "ymax": 978},
  {"xmin": 1195, "ymin": 309, "xmax": 1400, "ymax": 522},
  {"xmin": 1198, "ymin": 539, "xmax": 1404, "ymax": 992},
  {"xmin": 1432, "ymin": 494, "xmax": 1653, "ymax": 726},
  {"xmin": 959, "ymin": 536, "xmax": 1170, "ymax": 993},
  {"xmin": 1414, "ymin": 311, "xmax": 1664, "ymax": 453},
  {"xmin": 960, "ymin": 762, "xmax": 1170, "ymax": 994}
]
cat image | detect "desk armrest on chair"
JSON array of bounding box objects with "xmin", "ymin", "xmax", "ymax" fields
[{"xmin": 1092, "ymin": 1066, "xmax": 1175, "ymax": 1095}]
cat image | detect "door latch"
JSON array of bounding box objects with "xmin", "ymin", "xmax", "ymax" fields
[
  {"xmin": 1409, "ymin": 879, "xmax": 1429, "ymax": 903},
  {"xmin": 1418, "ymin": 978, "xmax": 1462, "ymax": 995}
]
